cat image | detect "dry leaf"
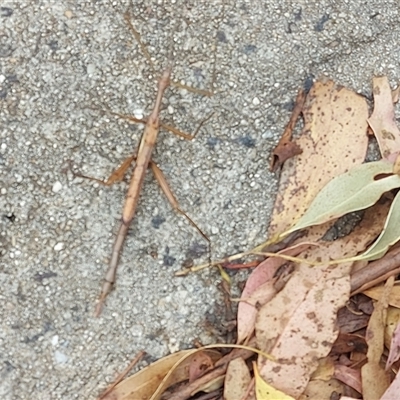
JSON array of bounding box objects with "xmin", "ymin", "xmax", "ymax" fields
[
  {"xmin": 386, "ymin": 320, "xmax": 400, "ymax": 370},
  {"xmin": 381, "ymin": 368, "xmax": 400, "ymax": 399},
  {"xmin": 237, "ymin": 243, "xmax": 310, "ymax": 344},
  {"xmin": 255, "ymin": 204, "xmax": 387, "ymax": 398},
  {"xmin": 361, "ymin": 276, "xmax": 394, "ymax": 400},
  {"xmin": 333, "ymin": 364, "xmax": 362, "ymax": 394},
  {"xmin": 268, "ymin": 78, "xmax": 369, "ymax": 236},
  {"xmin": 188, "ymin": 351, "xmax": 214, "ymax": 382},
  {"xmin": 224, "ymin": 357, "xmax": 252, "ymax": 400},
  {"xmin": 385, "ymin": 307, "xmax": 400, "ymax": 350},
  {"xmin": 270, "ymin": 89, "xmax": 305, "ymax": 171},
  {"xmin": 102, "ymin": 349, "xmax": 220, "ymax": 400},
  {"xmin": 368, "ymin": 76, "xmax": 400, "ymax": 160},
  {"xmin": 393, "ymin": 153, "xmax": 400, "ymax": 175},
  {"xmin": 300, "ymin": 378, "xmax": 348, "ymax": 400},
  {"xmin": 364, "ymin": 284, "xmax": 400, "ymax": 308},
  {"xmin": 309, "ymin": 357, "xmax": 335, "ymax": 381},
  {"xmin": 253, "ymin": 362, "xmax": 294, "ymax": 400}
]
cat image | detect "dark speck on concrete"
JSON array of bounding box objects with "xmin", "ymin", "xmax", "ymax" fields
[
  {"xmin": 236, "ymin": 136, "xmax": 256, "ymax": 148},
  {"xmin": 314, "ymin": 14, "xmax": 330, "ymax": 32},
  {"xmin": 3, "ymin": 213, "xmax": 16, "ymax": 222},
  {"xmin": 48, "ymin": 40, "xmax": 59, "ymax": 51},
  {"xmin": 151, "ymin": 215, "xmax": 166, "ymax": 229},
  {"xmin": 163, "ymin": 253, "xmax": 176, "ymax": 267},
  {"xmin": 294, "ymin": 8, "xmax": 302, "ymax": 20},
  {"xmin": 206, "ymin": 137, "xmax": 220, "ymax": 150},
  {"xmin": 216, "ymin": 30, "xmax": 227, "ymax": 43},
  {"xmin": 304, "ymin": 74, "xmax": 315, "ymax": 92},
  {"xmin": 4, "ymin": 360, "xmax": 15, "ymax": 374},
  {"xmin": 243, "ymin": 44, "xmax": 257, "ymax": 55},
  {"xmin": 1, "ymin": 7, "xmax": 13, "ymax": 17},
  {"xmin": 282, "ymin": 99, "xmax": 295, "ymax": 111},
  {"xmin": 186, "ymin": 241, "xmax": 208, "ymax": 258},
  {"xmin": 33, "ymin": 271, "xmax": 58, "ymax": 282}
]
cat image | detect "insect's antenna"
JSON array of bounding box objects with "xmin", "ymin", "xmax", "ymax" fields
[{"xmin": 166, "ymin": 18, "xmax": 179, "ymax": 71}]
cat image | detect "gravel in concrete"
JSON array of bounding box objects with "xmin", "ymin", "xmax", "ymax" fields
[{"xmin": 1, "ymin": 1, "xmax": 400, "ymax": 398}]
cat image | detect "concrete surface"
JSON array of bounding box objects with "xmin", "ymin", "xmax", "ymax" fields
[{"xmin": 1, "ymin": 0, "xmax": 399, "ymax": 399}]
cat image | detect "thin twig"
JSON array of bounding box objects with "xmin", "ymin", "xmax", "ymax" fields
[{"xmin": 98, "ymin": 350, "xmax": 145, "ymax": 400}]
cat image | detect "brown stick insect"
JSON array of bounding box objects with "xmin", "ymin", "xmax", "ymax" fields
[{"xmin": 73, "ymin": 12, "xmax": 215, "ymax": 316}]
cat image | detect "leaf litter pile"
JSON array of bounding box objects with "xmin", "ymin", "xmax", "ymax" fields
[{"xmin": 99, "ymin": 76, "xmax": 400, "ymax": 400}]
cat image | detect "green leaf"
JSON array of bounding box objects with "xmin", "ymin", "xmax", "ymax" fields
[
  {"xmin": 282, "ymin": 160, "xmax": 400, "ymax": 238},
  {"xmin": 355, "ymin": 190, "xmax": 400, "ymax": 261}
]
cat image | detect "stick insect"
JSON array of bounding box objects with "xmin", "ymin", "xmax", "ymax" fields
[{"xmin": 74, "ymin": 12, "xmax": 215, "ymax": 316}]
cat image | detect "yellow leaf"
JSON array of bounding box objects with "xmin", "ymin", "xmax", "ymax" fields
[{"xmin": 253, "ymin": 362, "xmax": 294, "ymax": 400}]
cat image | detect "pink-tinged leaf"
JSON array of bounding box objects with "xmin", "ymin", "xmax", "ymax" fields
[
  {"xmin": 255, "ymin": 204, "xmax": 388, "ymax": 399},
  {"xmin": 333, "ymin": 364, "xmax": 362, "ymax": 394},
  {"xmin": 237, "ymin": 243, "xmax": 310, "ymax": 344},
  {"xmin": 188, "ymin": 351, "xmax": 214, "ymax": 382},
  {"xmin": 386, "ymin": 321, "xmax": 400, "ymax": 370},
  {"xmin": 368, "ymin": 76, "xmax": 400, "ymax": 160},
  {"xmin": 224, "ymin": 357, "xmax": 253, "ymax": 400}
]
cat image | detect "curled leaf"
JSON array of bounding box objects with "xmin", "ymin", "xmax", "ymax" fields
[{"xmin": 356, "ymin": 190, "xmax": 400, "ymax": 261}]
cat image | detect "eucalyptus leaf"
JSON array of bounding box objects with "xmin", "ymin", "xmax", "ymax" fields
[
  {"xmin": 355, "ymin": 190, "xmax": 400, "ymax": 261},
  {"xmin": 282, "ymin": 160, "xmax": 400, "ymax": 238}
]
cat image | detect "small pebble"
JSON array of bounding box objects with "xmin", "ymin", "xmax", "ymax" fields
[
  {"xmin": 54, "ymin": 242, "xmax": 64, "ymax": 251},
  {"xmin": 52, "ymin": 181, "xmax": 63, "ymax": 193},
  {"xmin": 252, "ymin": 97, "xmax": 260, "ymax": 106},
  {"xmin": 133, "ymin": 109, "xmax": 144, "ymax": 119},
  {"xmin": 51, "ymin": 335, "xmax": 59, "ymax": 346},
  {"xmin": 54, "ymin": 350, "xmax": 68, "ymax": 364}
]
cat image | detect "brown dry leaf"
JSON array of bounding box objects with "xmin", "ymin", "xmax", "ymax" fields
[
  {"xmin": 102, "ymin": 349, "xmax": 221, "ymax": 400},
  {"xmin": 330, "ymin": 333, "xmax": 367, "ymax": 355},
  {"xmin": 237, "ymin": 243, "xmax": 311, "ymax": 344},
  {"xmin": 255, "ymin": 203, "xmax": 387, "ymax": 398},
  {"xmin": 309, "ymin": 357, "xmax": 335, "ymax": 381},
  {"xmin": 224, "ymin": 357, "xmax": 253, "ymax": 400},
  {"xmin": 393, "ymin": 153, "xmax": 400, "ymax": 175},
  {"xmin": 361, "ymin": 276, "xmax": 394, "ymax": 400},
  {"xmin": 333, "ymin": 364, "xmax": 362, "ymax": 394},
  {"xmin": 368, "ymin": 76, "xmax": 400, "ymax": 160},
  {"xmin": 364, "ymin": 284, "xmax": 400, "ymax": 308},
  {"xmin": 381, "ymin": 368, "xmax": 400, "ymax": 399},
  {"xmin": 385, "ymin": 307, "xmax": 400, "ymax": 356},
  {"xmin": 188, "ymin": 351, "xmax": 215, "ymax": 382},
  {"xmin": 270, "ymin": 89, "xmax": 306, "ymax": 171},
  {"xmin": 268, "ymin": 78, "xmax": 369, "ymax": 236},
  {"xmin": 386, "ymin": 319, "xmax": 400, "ymax": 370},
  {"xmin": 299, "ymin": 378, "xmax": 347, "ymax": 400}
]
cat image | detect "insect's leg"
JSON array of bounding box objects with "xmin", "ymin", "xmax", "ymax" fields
[
  {"xmin": 149, "ymin": 160, "xmax": 210, "ymax": 246},
  {"xmin": 160, "ymin": 112, "xmax": 214, "ymax": 140},
  {"xmin": 71, "ymin": 154, "xmax": 136, "ymax": 186}
]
